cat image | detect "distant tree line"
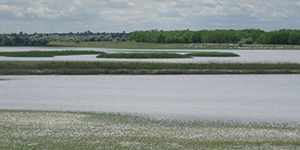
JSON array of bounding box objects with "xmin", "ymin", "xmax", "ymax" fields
[
  {"xmin": 0, "ymin": 34, "xmax": 50, "ymax": 46},
  {"xmin": 0, "ymin": 31, "xmax": 130, "ymax": 46},
  {"xmin": 49, "ymin": 34, "xmax": 128, "ymax": 43},
  {"xmin": 128, "ymin": 29, "xmax": 300, "ymax": 45},
  {"xmin": 2, "ymin": 29, "xmax": 300, "ymax": 46}
]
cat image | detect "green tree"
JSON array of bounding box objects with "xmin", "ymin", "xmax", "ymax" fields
[
  {"xmin": 288, "ymin": 30, "xmax": 300, "ymax": 45},
  {"xmin": 75, "ymin": 38, "xmax": 81, "ymax": 44},
  {"xmin": 120, "ymin": 37, "xmax": 127, "ymax": 42},
  {"xmin": 0, "ymin": 34, "xmax": 3, "ymax": 43}
]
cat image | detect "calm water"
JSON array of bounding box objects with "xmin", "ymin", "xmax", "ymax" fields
[
  {"xmin": 0, "ymin": 47, "xmax": 300, "ymax": 63},
  {"xmin": 1, "ymin": 75, "xmax": 300, "ymax": 123}
]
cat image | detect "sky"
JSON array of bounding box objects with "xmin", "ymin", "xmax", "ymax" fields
[{"xmin": 1, "ymin": 0, "xmax": 300, "ymax": 33}]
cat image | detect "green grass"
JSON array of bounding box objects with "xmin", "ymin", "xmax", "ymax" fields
[
  {"xmin": 97, "ymin": 52, "xmax": 191, "ymax": 59},
  {"xmin": 0, "ymin": 61, "xmax": 300, "ymax": 75},
  {"xmin": 1, "ymin": 110, "xmax": 299, "ymax": 150},
  {"xmin": 0, "ymin": 50, "xmax": 104, "ymax": 57},
  {"xmin": 185, "ymin": 52, "xmax": 240, "ymax": 57}
]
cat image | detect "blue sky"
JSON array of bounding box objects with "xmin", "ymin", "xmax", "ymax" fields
[{"xmin": 1, "ymin": 0, "xmax": 300, "ymax": 33}]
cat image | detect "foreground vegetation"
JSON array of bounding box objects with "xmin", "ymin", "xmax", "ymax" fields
[
  {"xmin": 0, "ymin": 110, "xmax": 299, "ymax": 150},
  {"xmin": 0, "ymin": 61, "xmax": 300, "ymax": 75},
  {"xmin": 0, "ymin": 51, "xmax": 103, "ymax": 57}
]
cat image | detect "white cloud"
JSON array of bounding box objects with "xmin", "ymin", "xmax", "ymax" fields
[
  {"xmin": 0, "ymin": 4, "xmax": 10, "ymax": 11},
  {"xmin": 27, "ymin": 7, "xmax": 60, "ymax": 19},
  {"xmin": 0, "ymin": 4, "xmax": 25, "ymax": 18},
  {"xmin": 0, "ymin": 0, "xmax": 300, "ymax": 33},
  {"xmin": 100, "ymin": 9, "xmax": 139, "ymax": 24},
  {"xmin": 271, "ymin": 11, "xmax": 288, "ymax": 18}
]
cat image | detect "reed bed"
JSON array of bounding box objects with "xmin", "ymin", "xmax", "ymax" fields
[
  {"xmin": 0, "ymin": 110, "xmax": 299, "ymax": 150},
  {"xmin": 0, "ymin": 61, "xmax": 300, "ymax": 75}
]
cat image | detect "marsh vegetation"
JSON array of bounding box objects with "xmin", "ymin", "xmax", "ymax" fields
[
  {"xmin": 0, "ymin": 61, "xmax": 300, "ymax": 75},
  {"xmin": 0, "ymin": 50, "xmax": 103, "ymax": 57},
  {"xmin": 96, "ymin": 52, "xmax": 190, "ymax": 59},
  {"xmin": 0, "ymin": 51, "xmax": 239, "ymax": 58},
  {"xmin": 96, "ymin": 52, "xmax": 240, "ymax": 58},
  {"xmin": 1, "ymin": 110, "xmax": 299, "ymax": 150},
  {"xmin": 185, "ymin": 52, "xmax": 240, "ymax": 57}
]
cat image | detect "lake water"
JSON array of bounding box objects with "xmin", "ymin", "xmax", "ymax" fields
[
  {"xmin": 1, "ymin": 75, "xmax": 300, "ymax": 123},
  {"xmin": 0, "ymin": 47, "xmax": 300, "ymax": 63}
]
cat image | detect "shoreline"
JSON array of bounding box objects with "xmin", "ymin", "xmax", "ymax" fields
[{"xmin": 1, "ymin": 42, "xmax": 300, "ymax": 50}]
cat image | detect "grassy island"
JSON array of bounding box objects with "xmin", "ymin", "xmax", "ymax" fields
[
  {"xmin": 185, "ymin": 52, "xmax": 240, "ymax": 57},
  {"xmin": 0, "ymin": 61, "xmax": 300, "ymax": 75},
  {"xmin": 0, "ymin": 51, "xmax": 240, "ymax": 58},
  {"xmin": 0, "ymin": 50, "xmax": 103, "ymax": 57},
  {"xmin": 96, "ymin": 52, "xmax": 191, "ymax": 59},
  {"xmin": 96, "ymin": 52, "xmax": 240, "ymax": 59}
]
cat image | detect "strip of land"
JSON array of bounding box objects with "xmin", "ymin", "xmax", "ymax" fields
[
  {"xmin": 0, "ymin": 51, "xmax": 240, "ymax": 58},
  {"xmin": 47, "ymin": 41, "xmax": 300, "ymax": 49},
  {"xmin": 0, "ymin": 110, "xmax": 299, "ymax": 150},
  {"xmin": 0, "ymin": 61, "xmax": 300, "ymax": 75},
  {"xmin": 96, "ymin": 52, "xmax": 190, "ymax": 59},
  {"xmin": 185, "ymin": 52, "xmax": 240, "ymax": 57},
  {"xmin": 96, "ymin": 52, "xmax": 239, "ymax": 59},
  {"xmin": 0, "ymin": 50, "xmax": 103, "ymax": 57}
]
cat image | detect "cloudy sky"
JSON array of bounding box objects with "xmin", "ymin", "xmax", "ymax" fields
[{"xmin": 1, "ymin": 0, "xmax": 300, "ymax": 33}]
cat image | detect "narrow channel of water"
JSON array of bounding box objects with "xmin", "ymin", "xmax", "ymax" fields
[{"xmin": 1, "ymin": 75, "xmax": 300, "ymax": 123}]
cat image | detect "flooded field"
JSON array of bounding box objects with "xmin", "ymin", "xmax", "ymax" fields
[{"xmin": 1, "ymin": 47, "xmax": 300, "ymax": 149}]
